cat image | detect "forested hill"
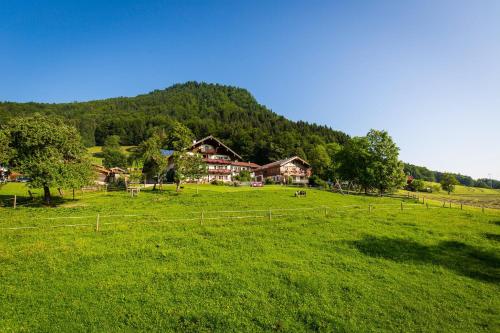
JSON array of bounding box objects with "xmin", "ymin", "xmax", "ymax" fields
[
  {"xmin": 404, "ymin": 163, "xmax": 500, "ymax": 189},
  {"xmin": 0, "ymin": 82, "xmax": 349, "ymax": 164}
]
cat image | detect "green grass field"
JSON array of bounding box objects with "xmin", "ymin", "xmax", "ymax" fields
[
  {"xmin": 1, "ymin": 183, "xmax": 499, "ymax": 332},
  {"xmin": 398, "ymin": 181, "xmax": 500, "ymax": 210}
]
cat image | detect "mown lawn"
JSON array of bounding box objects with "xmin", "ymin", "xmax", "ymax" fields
[{"xmin": 0, "ymin": 183, "xmax": 499, "ymax": 332}]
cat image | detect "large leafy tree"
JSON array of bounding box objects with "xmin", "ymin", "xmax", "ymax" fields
[
  {"xmin": 337, "ymin": 136, "xmax": 373, "ymax": 193},
  {"xmin": 3, "ymin": 114, "xmax": 93, "ymax": 203},
  {"xmin": 366, "ymin": 129, "xmax": 405, "ymax": 194},
  {"xmin": 440, "ymin": 173, "xmax": 459, "ymax": 194},
  {"xmin": 306, "ymin": 145, "xmax": 331, "ymax": 180},
  {"xmin": 137, "ymin": 134, "xmax": 169, "ymax": 190},
  {"xmin": 0, "ymin": 131, "xmax": 13, "ymax": 165},
  {"xmin": 165, "ymin": 122, "xmax": 194, "ymax": 151},
  {"xmin": 172, "ymin": 152, "xmax": 207, "ymax": 192}
]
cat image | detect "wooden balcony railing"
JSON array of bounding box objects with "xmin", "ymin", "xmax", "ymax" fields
[
  {"xmin": 208, "ymin": 169, "xmax": 232, "ymax": 174},
  {"xmin": 203, "ymin": 158, "xmax": 232, "ymax": 165}
]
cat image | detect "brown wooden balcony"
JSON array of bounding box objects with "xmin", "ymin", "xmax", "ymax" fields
[
  {"xmin": 204, "ymin": 158, "xmax": 232, "ymax": 165},
  {"xmin": 208, "ymin": 169, "xmax": 232, "ymax": 174}
]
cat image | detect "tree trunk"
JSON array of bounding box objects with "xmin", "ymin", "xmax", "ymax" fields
[{"xmin": 43, "ymin": 186, "xmax": 51, "ymax": 204}]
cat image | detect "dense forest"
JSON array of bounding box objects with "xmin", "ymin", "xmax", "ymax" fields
[
  {"xmin": 1, "ymin": 81, "xmax": 497, "ymax": 188},
  {"xmin": 404, "ymin": 163, "xmax": 500, "ymax": 189},
  {"xmin": 0, "ymin": 82, "xmax": 349, "ymax": 165}
]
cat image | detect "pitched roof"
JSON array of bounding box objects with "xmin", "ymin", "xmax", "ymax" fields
[
  {"xmin": 232, "ymin": 161, "xmax": 261, "ymax": 168},
  {"xmin": 258, "ymin": 156, "xmax": 310, "ymax": 170},
  {"xmin": 191, "ymin": 135, "xmax": 243, "ymax": 160}
]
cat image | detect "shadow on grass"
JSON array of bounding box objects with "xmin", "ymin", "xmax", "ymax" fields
[
  {"xmin": 352, "ymin": 236, "xmax": 500, "ymax": 283},
  {"xmin": 485, "ymin": 233, "xmax": 500, "ymax": 242},
  {"xmin": 0, "ymin": 194, "xmax": 81, "ymax": 208}
]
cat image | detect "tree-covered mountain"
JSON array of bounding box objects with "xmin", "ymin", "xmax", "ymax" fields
[{"xmin": 0, "ymin": 82, "xmax": 349, "ymax": 165}]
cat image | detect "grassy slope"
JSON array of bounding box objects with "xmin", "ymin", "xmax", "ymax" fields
[
  {"xmin": 87, "ymin": 146, "xmax": 136, "ymax": 166},
  {"xmin": 399, "ymin": 181, "xmax": 500, "ymax": 209},
  {"xmin": 0, "ymin": 183, "xmax": 499, "ymax": 332}
]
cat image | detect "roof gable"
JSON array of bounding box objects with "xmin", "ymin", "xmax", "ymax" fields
[
  {"xmin": 259, "ymin": 156, "xmax": 310, "ymax": 170},
  {"xmin": 191, "ymin": 135, "xmax": 242, "ymax": 160}
]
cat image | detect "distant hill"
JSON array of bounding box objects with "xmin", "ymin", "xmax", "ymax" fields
[
  {"xmin": 404, "ymin": 163, "xmax": 500, "ymax": 189},
  {"xmin": 0, "ymin": 82, "xmax": 349, "ymax": 165}
]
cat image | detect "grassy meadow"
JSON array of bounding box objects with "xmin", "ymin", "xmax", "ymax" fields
[
  {"xmin": 399, "ymin": 181, "xmax": 500, "ymax": 210},
  {"xmin": 0, "ymin": 183, "xmax": 499, "ymax": 332}
]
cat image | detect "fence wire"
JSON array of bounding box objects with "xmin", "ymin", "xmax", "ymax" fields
[{"xmin": 1, "ymin": 201, "xmax": 497, "ymax": 232}]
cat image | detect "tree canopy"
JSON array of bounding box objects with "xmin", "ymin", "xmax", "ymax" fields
[
  {"xmin": 440, "ymin": 173, "xmax": 459, "ymax": 194},
  {"xmin": 1, "ymin": 114, "xmax": 93, "ymax": 203},
  {"xmin": 102, "ymin": 135, "xmax": 128, "ymax": 169}
]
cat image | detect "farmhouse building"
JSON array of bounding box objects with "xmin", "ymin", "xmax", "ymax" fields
[
  {"xmin": 189, "ymin": 136, "xmax": 260, "ymax": 183},
  {"xmin": 255, "ymin": 156, "xmax": 311, "ymax": 184}
]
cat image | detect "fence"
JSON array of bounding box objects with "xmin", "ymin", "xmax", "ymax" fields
[{"xmin": 1, "ymin": 200, "xmax": 497, "ymax": 232}]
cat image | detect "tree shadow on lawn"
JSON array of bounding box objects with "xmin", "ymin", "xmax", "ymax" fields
[
  {"xmin": 352, "ymin": 236, "xmax": 500, "ymax": 283},
  {"xmin": 0, "ymin": 193, "xmax": 81, "ymax": 208}
]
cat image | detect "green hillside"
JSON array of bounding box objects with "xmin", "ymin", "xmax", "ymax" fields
[
  {"xmin": 0, "ymin": 82, "xmax": 349, "ymax": 165},
  {"xmin": 1, "ymin": 184, "xmax": 499, "ymax": 331},
  {"xmin": 400, "ymin": 181, "xmax": 500, "ymax": 209}
]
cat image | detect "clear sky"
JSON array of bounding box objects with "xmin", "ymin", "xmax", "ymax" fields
[{"xmin": 1, "ymin": 0, "xmax": 499, "ymax": 179}]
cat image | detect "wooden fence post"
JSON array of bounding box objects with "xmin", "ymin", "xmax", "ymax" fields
[
  {"xmin": 368, "ymin": 204, "xmax": 372, "ymax": 213},
  {"xmin": 268, "ymin": 209, "xmax": 272, "ymax": 221},
  {"xmin": 482, "ymin": 206, "xmax": 485, "ymax": 214},
  {"xmin": 13, "ymin": 195, "xmax": 17, "ymax": 209},
  {"xmin": 426, "ymin": 203, "xmax": 429, "ymax": 210},
  {"xmin": 460, "ymin": 203, "xmax": 463, "ymax": 210},
  {"xmin": 201, "ymin": 210, "xmax": 204, "ymax": 225},
  {"xmin": 400, "ymin": 202, "xmax": 403, "ymax": 211},
  {"xmin": 96, "ymin": 214, "xmax": 100, "ymax": 232},
  {"xmin": 324, "ymin": 207, "xmax": 328, "ymax": 217},
  {"xmin": 449, "ymin": 202, "xmax": 451, "ymax": 208}
]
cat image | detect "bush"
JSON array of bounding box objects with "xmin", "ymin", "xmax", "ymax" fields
[
  {"xmin": 234, "ymin": 170, "xmax": 251, "ymax": 182},
  {"xmin": 430, "ymin": 184, "xmax": 441, "ymax": 193},
  {"xmin": 211, "ymin": 179, "xmax": 225, "ymax": 186},
  {"xmin": 308, "ymin": 175, "xmax": 327, "ymax": 188},
  {"xmin": 407, "ymin": 179, "xmax": 426, "ymax": 192},
  {"xmin": 264, "ymin": 178, "xmax": 275, "ymax": 185}
]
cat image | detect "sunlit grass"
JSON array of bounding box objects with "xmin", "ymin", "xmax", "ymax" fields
[{"xmin": 0, "ymin": 183, "xmax": 499, "ymax": 331}]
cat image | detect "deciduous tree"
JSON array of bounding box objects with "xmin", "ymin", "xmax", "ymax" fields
[
  {"xmin": 3, "ymin": 114, "xmax": 93, "ymax": 204},
  {"xmin": 172, "ymin": 152, "xmax": 207, "ymax": 192},
  {"xmin": 102, "ymin": 135, "xmax": 128, "ymax": 169},
  {"xmin": 366, "ymin": 129, "xmax": 406, "ymax": 194},
  {"xmin": 440, "ymin": 173, "xmax": 459, "ymax": 194}
]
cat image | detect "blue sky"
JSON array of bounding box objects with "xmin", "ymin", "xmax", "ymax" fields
[{"xmin": 1, "ymin": 0, "xmax": 499, "ymax": 179}]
